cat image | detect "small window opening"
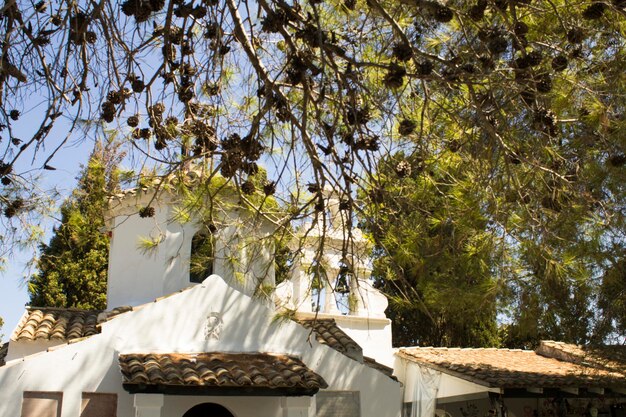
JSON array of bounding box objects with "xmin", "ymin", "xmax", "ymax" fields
[{"xmin": 190, "ymin": 228, "xmax": 215, "ymax": 283}]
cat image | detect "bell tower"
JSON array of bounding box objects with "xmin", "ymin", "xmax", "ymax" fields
[
  {"xmin": 104, "ymin": 180, "xmax": 277, "ymax": 309},
  {"xmin": 274, "ymin": 186, "xmax": 393, "ymax": 366}
]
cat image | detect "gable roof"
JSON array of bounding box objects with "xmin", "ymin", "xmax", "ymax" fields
[
  {"xmin": 11, "ymin": 306, "xmax": 134, "ymax": 342},
  {"xmin": 397, "ymin": 343, "xmax": 626, "ymax": 389},
  {"xmin": 119, "ymin": 352, "xmax": 328, "ymax": 396},
  {"xmin": 298, "ymin": 318, "xmax": 363, "ymax": 362}
]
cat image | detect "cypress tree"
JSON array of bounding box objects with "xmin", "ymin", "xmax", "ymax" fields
[{"xmin": 28, "ymin": 144, "xmax": 120, "ymax": 310}]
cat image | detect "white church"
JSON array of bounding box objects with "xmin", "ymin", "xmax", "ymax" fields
[{"xmin": 0, "ymin": 178, "xmax": 624, "ymax": 417}]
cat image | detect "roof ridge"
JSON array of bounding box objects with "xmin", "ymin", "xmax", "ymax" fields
[
  {"xmin": 400, "ymin": 346, "xmax": 535, "ymax": 353},
  {"xmin": 26, "ymin": 306, "xmax": 104, "ymax": 313}
]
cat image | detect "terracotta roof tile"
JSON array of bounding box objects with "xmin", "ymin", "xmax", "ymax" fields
[
  {"xmin": 12, "ymin": 306, "xmax": 134, "ymax": 342},
  {"xmin": 119, "ymin": 352, "xmax": 328, "ymax": 395},
  {"xmin": 0, "ymin": 342, "xmax": 7, "ymax": 366},
  {"xmin": 13, "ymin": 307, "xmax": 102, "ymax": 341},
  {"xmin": 298, "ymin": 319, "xmax": 363, "ymax": 361},
  {"xmin": 398, "ymin": 346, "xmax": 626, "ymax": 389}
]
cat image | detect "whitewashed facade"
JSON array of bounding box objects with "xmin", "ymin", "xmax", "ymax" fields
[{"xmin": 0, "ymin": 187, "xmax": 402, "ymax": 417}]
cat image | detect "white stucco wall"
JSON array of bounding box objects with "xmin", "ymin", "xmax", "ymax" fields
[
  {"xmin": 105, "ymin": 192, "xmax": 277, "ymax": 309},
  {"xmin": 0, "ymin": 274, "xmax": 402, "ymax": 417},
  {"xmin": 395, "ymin": 357, "xmax": 495, "ymax": 404},
  {"xmin": 5, "ymin": 339, "xmax": 65, "ymax": 363},
  {"xmin": 106, "ymin": 199, "xmax": 196, "ymax": 308}
]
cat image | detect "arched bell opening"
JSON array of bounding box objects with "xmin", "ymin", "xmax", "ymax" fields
[{"xmin": 190, "ymin": 226, "xmax": 215, "ymax": 284}]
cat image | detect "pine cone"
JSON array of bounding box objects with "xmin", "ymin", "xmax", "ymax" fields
[
  {"xmin": 392, "ymin": 43, "xmax": 413, "ymax": 62},
  {"xmin": 536, "ymin": 74, "xmax": 552, "ymax": 93},
  {"xmin": 534, "ymin": 108, "xmax": 557, "ymax": 129},
  {"xmin": 131, "ymin": 79, "xmax": 145, "ymax": 93},
  {"xmin": 150, "ymin": 102, "xmax": 165, "ymax": 115},
  {"xmin": 526, "ymin": 50, "xmax": 543, "ymax": 66},
  {"xmin": 567, "ymin": 28, "xmax": 585, "ymax": 44},
  {"xmin": 551, "ymin": 55, "xmax": 568, "ymax": 72},
  {"xmin": 0, "ymin": 162, "xmax": 12, "ymax": 177},
  {"xmin": 514, "ymin": 22, "xmax": 529, "ymax": 36},
  {"xmin": 488, "ymin": 35, "xmax": 508, "ymax": 54},
  {"xmin": 11, "ymin": 198, "xmax": 24, "ymax": 210},
  {"xmin": 150, "ymin": 0, "xmax": 165, "ymax": 11},
  {"xmin": 101, "ymin": 111, "xmax": 115, "ymax": 123},
  {"xmin": 241, "ymin": 180, "xmax": 256, "ymax": 195},
  {"xmin": 3, "ymin": 206, "xmax": 16, "ymax": 218},
  {"xmin": 468, "ymin": 3, "xmax": 486, "ymax": 21},
  {"xmin": 263, "ymin": 181, "xmax": 276, "ymax": 196},
  {"xmin": 204, "ymin": 22, "xmax": 220, "ymax": 39},
  {"xmin": 192, "ymin": 6, "xmax": 207, "ymax": 18},
  {"xmin": 417, "ymin": 60, "xmax": 434, "ymax": 77},
  {"xmin": 139, "ymin": 206, "xmax": 155, "ymax": 218},
  {"xmin": 582, "ymin": 2, "xmax": 606, "ymax": 19},
  {"xmin": 154, "ymin": 138, "xmax": 167, "ymax": 150},
  {"xmin": 127, "ymin": 115, "xmax": 139, "ymax": 127},
  {"xmin": 101, "ymin": 101, "xmax": 115, "ymax": 114},
  {"xmin": 433, "ymin": 5, "xmax": 454, "ymax": 22},
  {"xmin": 398, "ymin": 119, "xmax": 417, "ymax": 136},
  {"xmin": 134, "ymin": 4, "xmax": 153, "ymax": 22},
  {"xmin": 121, "ymin": 0, "xmax": 139, "ymax": 16}
]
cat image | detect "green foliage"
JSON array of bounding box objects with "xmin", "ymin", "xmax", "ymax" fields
[
  {"xmin": 361, "ymin": 152, "xmax": 500, "ymax": 347},
  {"xmin": 27, "ymin": 143, "xmax": 121, "ymax": 310},
  {"xmin": 362, "ymin": 137, "xmax": 625, "ymax": 347},
  {"xmin": 596, "ymin": 254, "xmax": 626, "ymax": 341}
]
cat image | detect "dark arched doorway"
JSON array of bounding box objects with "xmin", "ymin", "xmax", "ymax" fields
[{"xmin": 183, "ymin": 403, "xmax": 236, "ymax": 417}]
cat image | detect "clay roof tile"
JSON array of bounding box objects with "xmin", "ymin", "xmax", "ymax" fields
[
  {"xmin": 398, "ymin": 344, "xmax": 626, "ymax": 389},
  {"xmin": 297, "ymin": 318, "xmax": 363, "ymax": 361},
  {"xmin": 119, "ymin": 352, "xmax": 327, "ymax": 395}
]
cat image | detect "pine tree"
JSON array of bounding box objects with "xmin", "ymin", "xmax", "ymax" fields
[
  {"xmin": 361, "ymin": 152, "xmax": 501, "ymax": 347},
  {"xmin": 27, "ymin": 144, "xmax": 120, "ymax": 310},
  {"xmin": 362, "ymin": 143, "xmax": 624, "ymax": 348}
]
